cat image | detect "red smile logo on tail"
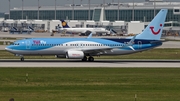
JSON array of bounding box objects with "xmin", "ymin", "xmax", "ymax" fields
[{"xmin": 150, "ymin": 24, "xmax": 162, "ymax": 35}]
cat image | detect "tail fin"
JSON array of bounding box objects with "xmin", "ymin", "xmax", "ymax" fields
[
  {"xmin": 136, "ymin": 9, "xmax": 168, "ymax": 40},
  {"xmin": 28, "ymin": 26, "xmax": 34, "ymax": 31},
  {"xmin": 60, "ymin": 20, "xmax": 70, "ymax": 28},
  {"xmin": 12, "ymin": 27, "xmax": 18, "ymax": 31},
  {"xmin": 109, "ymin": 29, "xmax": 117, "ymax": 36}
]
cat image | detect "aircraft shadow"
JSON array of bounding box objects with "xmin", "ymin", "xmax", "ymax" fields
[{"xmin": 0, "ymin": 59, "xmax": 180, "ymax": 63}]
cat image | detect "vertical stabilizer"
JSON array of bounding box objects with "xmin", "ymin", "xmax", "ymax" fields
[
  {"xmin": 12, "ymin": 27, "xmax": 18, "ymax": 31},
  {"xmin": 136, "ymin": 9, "xmax": 168, "ymax": 40},
  {"xmin": 28, "ymin": 26, "xmax": 34, "ymax": 31},
  {"xmin": 60, "ymin": 20, "xmax": 70, "ymax": 28}
]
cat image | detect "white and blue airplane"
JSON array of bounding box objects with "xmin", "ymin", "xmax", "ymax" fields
[{"xmin": 5, "ymin": 9, "xmax": 167, "ymax": 62}]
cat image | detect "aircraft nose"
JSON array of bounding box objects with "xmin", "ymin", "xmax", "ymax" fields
[
  {"xmin": 5, "ymin": 47, "xmax": 10, "ymax": 51},
  {"xmin": 5, "ymin": 46, "xmax": 12, "ymax": 51}
]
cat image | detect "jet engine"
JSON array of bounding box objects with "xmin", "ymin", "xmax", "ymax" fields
[{"xmin": 66, "ymin": 51, "xmax": 84, "ymax": 59}]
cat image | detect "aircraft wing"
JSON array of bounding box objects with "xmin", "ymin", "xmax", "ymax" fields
[{"xmin": 82, "ymin": 35, "xmax": 136, "ymax": 54}]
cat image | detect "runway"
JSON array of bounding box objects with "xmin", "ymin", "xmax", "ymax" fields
[{"xmin": 0, "ymin": 59, "xmax": 180, "ymax": 67}]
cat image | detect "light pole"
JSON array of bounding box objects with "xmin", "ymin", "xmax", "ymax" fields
[
  {"xmin": 9, "ymin": 0, "xmax": 11, "ymax": 19},
  {"xmin": 88, "ymin": 0, "xmax": 90, "ymax": 20},
  {"xmin": 132, "ymin": 0, "xmax": 134, "ymax": 21},
  {"xmin": 22, "ymin": 0, "xmax": 24, "ymax": 19},
  {"xmin": 117, "ymin": 0, "xmax": 120, "ymax": 20},
  {"xmin": 80, "ymin": 0, "xmax": 82, "ymax": 5},
  {"xmin": 38, "ymin": 0, "xmax": 39, "ymax": 20},
  {"xmin": 55, "ymin": 0, "xmax": 57, "ymax": 20},
  {"xmin": 72, "ymin": 0, "xmax": 74, "ymax": 20},
  {"xmin": 103, "ymin": 0, "xmax": 105, "ymax": 9},
  {"xmin": 103, "ymin": 0, "xmax": 105, "ymax": 20},
  {"xmin": 154, "ymin": 0, "xmax": 156, "ymax": 17}
]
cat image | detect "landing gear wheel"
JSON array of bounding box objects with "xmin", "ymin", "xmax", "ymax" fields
[
  {"xmin": 82, "ymin": 56, "xmax": 87, "ymax": 61},
  {"xmin": 88, "ymin": 56, "xmax": 94, "ymax": 62},
  {"xmin": 21, "ymin": 57, "xmax": 24, "ymax": 61}
]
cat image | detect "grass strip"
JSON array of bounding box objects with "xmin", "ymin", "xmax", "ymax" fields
[{"xmin": 0, "ymin": 68, "xmax": 180, "ymax": 101}]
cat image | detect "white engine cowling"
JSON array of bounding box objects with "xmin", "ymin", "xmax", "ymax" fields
[{"xmin": 66, "ymin": 51, "xmax": 84, "ymax": 59}]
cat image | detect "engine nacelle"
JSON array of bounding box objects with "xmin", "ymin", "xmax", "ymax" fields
[
  {"xmin": 55, "ymin": 55, "xmax": 66, "ymax": 58},
  {"xmin": 66, "ymin": 51, "xmax": 84, "ymax": 59}
]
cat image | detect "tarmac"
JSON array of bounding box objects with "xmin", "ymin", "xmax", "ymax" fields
[{"xmin": 0, "ymin": 59, "xmax": 180, "ymax": 67}]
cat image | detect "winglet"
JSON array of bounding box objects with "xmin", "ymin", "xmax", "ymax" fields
[
  {"xmin": 87, "ymin": 33, "xmax": 93, "ymax": 39},
  {"xmin": 127, "ymin": 35, "xmax": 136, "ymax": 46},
  {"xmin": 127, "ymin": 35, "xmax": 137, "ymax": 50}
]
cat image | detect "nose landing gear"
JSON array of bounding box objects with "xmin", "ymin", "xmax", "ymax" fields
[
  {"xmin": 15, "ymin": 54, "xmax": 24, "ymax": 61},
  {"xmin": 20, "ymin": 57, "xmax": 24, "ymax": 61}
]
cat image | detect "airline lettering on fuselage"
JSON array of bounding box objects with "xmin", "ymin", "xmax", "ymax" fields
[
  {"xmin": 150, "ymin": 24, "xmax": 162, "ymax": 35},
  {"xmin": 33, "ymin": 40, "xmax": 46, "ymax": 44},
  {"xmin": 72, "ymin": 54, "xmax": 81, "ymax": 56}
]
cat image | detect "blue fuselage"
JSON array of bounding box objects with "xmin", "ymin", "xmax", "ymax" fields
[{"xmin": 6, "ymin": 38, "xmax": 162, "ymax": 56}]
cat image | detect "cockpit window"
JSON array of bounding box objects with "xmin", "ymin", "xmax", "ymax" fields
[{"xmin": 12, "ymin": 43, "xmax": 20, "ymax": 46}]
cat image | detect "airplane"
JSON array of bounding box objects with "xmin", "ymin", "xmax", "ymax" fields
[
  {"xmin": 5, "ymin": 9, "xmax": 167, "ymax": 62},
  {"xmin": 60, "ymin": 20, "xmax": 117, "ymax": 36},
  {"xmin": 9, "ymin": 26, "xmax": 34, "ymax": 34}
]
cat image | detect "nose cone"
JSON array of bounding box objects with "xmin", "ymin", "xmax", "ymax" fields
[
  {"xmin": 5, "ymin": 46, "xmax": 10, "ymax": 51},
  {"xmin": 5, "ymin": 46, "xmax": 12, "ymax": 52}
]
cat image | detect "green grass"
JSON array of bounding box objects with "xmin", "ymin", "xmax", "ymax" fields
[
  {"xmin": 0, "ymin": 37, "xmax": 17, "ymax": 40},
  {"xmin": 0, "ymin": 68, "xmax": 180, "ymax": 101},
  {"xmin": 1, "ymin": 48, "xmax": 180, "ymax": 59}
]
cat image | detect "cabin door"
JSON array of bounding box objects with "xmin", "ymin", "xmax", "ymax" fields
[
  {"xmin": 138, "ymin": 41, "xmax": 142, "ymax": 49},
  {"xmin": 26, "ymin": 40, "xmax": 31, "ymax": 49}
]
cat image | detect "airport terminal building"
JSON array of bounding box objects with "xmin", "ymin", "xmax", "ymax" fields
[
  {"xmin": 5, "ymin": 0, "xmax": 180, "ymax": 23},
  {"xmin": 1, "ymin": 0, "xmax": 180, "ymax": 35}
]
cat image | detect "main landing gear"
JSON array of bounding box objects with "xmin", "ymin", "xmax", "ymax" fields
[
  {"xmin": 88, "ymin": 56, "xmax": 94, "ymax": 62},
  {"xmin": 82, "ymin": 56, "xmax": 94, "ymax": 62},
  {"xmin": 20, "ymin": 57, "xmax": 24, "ymax": 61},
  {"xmin": 82, "ymin": 56, "xmax": 87, "ymax": 61}
]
